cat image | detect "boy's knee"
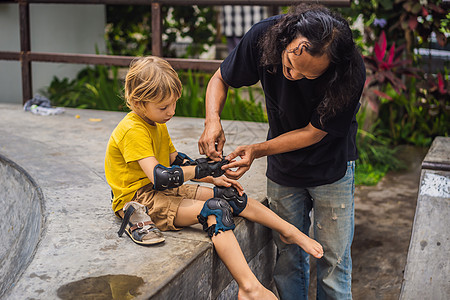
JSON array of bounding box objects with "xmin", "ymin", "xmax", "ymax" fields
[
  {"xmin": 197, "ymin": 198, "xmax": 235, "ymax": 237},
  {"xmin": 213, "ymin": 186, "xmax": 247, "ymax": 216},
  {"xmin": 207, "ymin": 215, "xmax": 217, "ymax": 226}
]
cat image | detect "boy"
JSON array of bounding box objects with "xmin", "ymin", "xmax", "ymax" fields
[{"xmin": 105, "ymin": 56, "xmax": 323, "ymax": 299}]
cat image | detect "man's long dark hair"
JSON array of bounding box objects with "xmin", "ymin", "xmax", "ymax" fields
[{"xmin": 258, "ymin": 4, "xmax": 364, "ymax": 125}]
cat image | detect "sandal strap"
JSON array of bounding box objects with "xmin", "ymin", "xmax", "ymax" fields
[
  {"xmin": 129, "ymin": 221, "xmax": 156, "ymax": 232},
  {"xmin": 117, "ymin": 205, "xmax": 135, "ymax": 237}
]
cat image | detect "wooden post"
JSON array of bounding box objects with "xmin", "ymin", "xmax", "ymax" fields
[
  {"xmin": 19, "ymin": 1, "xmax": 32, "ymax": 104},
  {"xmin": 269, "ymin": 5, "xmax": 278, "ymax": 16},
  {"xmin": 151, "ymin": 2, "xmax": 162, "ymax": 56}
]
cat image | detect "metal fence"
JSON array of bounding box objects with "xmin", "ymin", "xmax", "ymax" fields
[{"xmin": 0, "ymin": 0, "xmax": 349, "ymax": 104}]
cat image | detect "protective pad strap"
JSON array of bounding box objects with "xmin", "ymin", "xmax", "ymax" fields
[
  {"xmin": 197, "ymin": 198, "xmax": 235, "ymax": 236},
  {"xmin": 171, "ymin": 152, "xmax": 196, "ymax": 166},
  {"xmin": 153, "ymin": 164, "xmax": 184, "ymax": 191},
  {"xmin": 194, "ymin": 158, "xmax": 229, "ymax": 179},
  {"xmin": 213, "ymin": 186, "xmax": 247, "ymax": 216}
]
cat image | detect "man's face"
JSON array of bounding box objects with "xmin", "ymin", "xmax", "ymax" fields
[{"xmin": 281, "ymin": 36, "xmax": 330, "ymax": 81}]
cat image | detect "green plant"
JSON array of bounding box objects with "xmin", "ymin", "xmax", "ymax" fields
[
  {"xmin": 105, "ymin": 5, "xmax": 217, "ymax": 58},
  {"xmin": 375, "ymin": 75, "xmax": 448, "ymax": 147},
  {"xmin": 221, "ymin": 88, "xmax": 267, "ymax": 123},
  {"xmin": 397, "ymin": 0, "xmax": 448, "ymax": 50},
  {"xmin": 175, "ymin": 70, "xmax": 267, "ymax": 123},
  {"xmin": 355, "ymin": 104, "xmax": 405, "ymax": 185},
  {"xmin": 41, "ymin": 65, "xmax": 125, "ymax": 111},
  {"xmin": 175, "ymin": 70, "xmax": 207, "ymax": 117},
  {"xmin": 163, "ymin": 6, "xmax": 217, "ymax": 58},
  {"xmin": 44, "ymin": 66, "xmax": 267, "ymax": 123},
  {"xmin": 418, "ymin": 69, "xmax": 450, "ymax": 115},
  {"xmin": 339, "ymin": 0, "xmax": 448, "ymax": 58}
]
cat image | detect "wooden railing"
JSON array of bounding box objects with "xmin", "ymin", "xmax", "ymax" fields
[{"xmin": 0, "ymin": 0, "xmax": 349, "ymax": 104}]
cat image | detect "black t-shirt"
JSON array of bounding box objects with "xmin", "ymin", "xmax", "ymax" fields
[{"xmin": 220, "ymin": 15, "xmax": 366, "ymax": 188}]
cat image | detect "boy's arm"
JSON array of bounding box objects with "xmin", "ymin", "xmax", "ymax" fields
[
  {"xmin": 170, "ymin": 151, "xmax": 196, "ymax": 166},
  {"xmin": 138, "ymin": 156, "xmax": 196, "ymax": 184},
  {"xmin": 169, "ymin": 151, "xmax": 216, "ymax": 184},
  {"xmin": 169, "ymin": 151, "xmax": 178, "ymax": 165},
  {"xmin": 139, "ymin": 151, "xmax": 228, "ymax": 191}
]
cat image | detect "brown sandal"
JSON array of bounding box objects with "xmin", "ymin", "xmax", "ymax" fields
[{"xmin": 118, "ymin": 201, "xmax": 165, "ymax": 245}]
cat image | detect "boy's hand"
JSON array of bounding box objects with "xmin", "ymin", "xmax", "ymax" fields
[{"xmin": 211, "ymin": 176, "xmax": 244, "ymax": 196}]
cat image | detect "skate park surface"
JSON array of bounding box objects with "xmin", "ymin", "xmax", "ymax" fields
[
  {"xmin": 1, "ymin": 103, "xmax": 448, "ymax": 299},
  {"xmin": 0, "ymin": 103, "xmax": 272, "ymax": 299}
]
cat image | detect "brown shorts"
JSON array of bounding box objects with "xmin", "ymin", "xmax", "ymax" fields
[{"xmin": 132, "ymin": 183, "xmax": 199, "ymax": 231}]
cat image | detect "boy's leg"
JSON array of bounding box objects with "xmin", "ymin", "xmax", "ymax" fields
[
  {"xmin": 209, "ymin": 220, "xmax": 276, "ymax": 299},
  {"xmin": 308, "ymin": 161, "xmax": 355, "ymax": 300},
  {"xmin": 173, "ymin": 186, "xmax": 214, "ymax": 227},
  {"xmin": 267, "ymin": 178, "xmax": 313, "ymax": 300},
  {"xmin": 238, "ymin": 195, "xmax": 322, "ymax": 259},
  {"xmin": 173, "ymin": 195, "xmax": 276, "ymax": 299}
]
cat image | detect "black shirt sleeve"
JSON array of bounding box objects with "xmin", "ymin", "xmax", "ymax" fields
[{"xmin": 221, "ymin": 18, "xmax": 277, "ymax": 88}]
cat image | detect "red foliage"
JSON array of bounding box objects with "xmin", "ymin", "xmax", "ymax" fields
[{"xmin": 363, "ymin": 30, "xmax": 422, "ymax": 112}]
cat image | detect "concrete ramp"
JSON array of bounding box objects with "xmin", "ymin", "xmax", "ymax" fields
[{"xmin": 0, "ymin": 154, "xmax": 43, "ymax": 298}]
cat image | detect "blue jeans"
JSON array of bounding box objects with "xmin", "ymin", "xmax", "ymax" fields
[{"xmin": 267, "ymin": 161, "xmax": 355, "ymax": 300}]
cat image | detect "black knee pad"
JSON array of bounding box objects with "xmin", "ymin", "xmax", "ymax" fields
[
  {"xmin": 213, "ymin": 186, "xmax": 247, "ymax": 216},
  {"xmin": 197, "ymin": 198, "xmax": 235, "ymax": 237}
]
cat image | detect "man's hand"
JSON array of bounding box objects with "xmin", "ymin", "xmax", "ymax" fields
[
  {"xmin": 198, "ymin": 120, "xmax": 225, "ymax": 161},
  {"xmin": 222, "ymin": 145, "xmax": 257, "ymax": 180}
]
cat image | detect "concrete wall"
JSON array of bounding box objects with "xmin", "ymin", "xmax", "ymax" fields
[
  {"xmin": 400, "ymin": 137, "xmax": 450, "ymax": 300},
  {"xmin": 0, "ymin": 3, "xmax": 106, "ymax": 104}
]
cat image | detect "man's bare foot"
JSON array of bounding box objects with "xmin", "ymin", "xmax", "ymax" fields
[
  {"xmin": 238, "ymin": 284, "xmax": 277, "ymax": 300},
  {"xmin": 279, "ymin": 227, "xmax": 324, "ymax": 259}
]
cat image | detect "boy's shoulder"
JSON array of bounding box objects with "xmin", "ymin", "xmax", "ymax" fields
[
  {"xmin": 113, "ymin": 113, "xmax": 168, "ymax": 137},
  {"xmin": 112, "ymin": 113, "xmax": 143, "ymax": 138},
  {"xmin": 117, "ymin": 112, "xmax": 152, "ymax": 129}
]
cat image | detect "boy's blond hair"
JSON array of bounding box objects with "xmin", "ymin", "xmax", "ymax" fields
[{"xmin": 124, "ymin": 56, "xmax": 182, "ymax": 113}]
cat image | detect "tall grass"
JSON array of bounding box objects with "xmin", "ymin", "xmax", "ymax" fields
[{"xmin": 175, "ymin": 70, "xmax": 267, "ymax": 122}]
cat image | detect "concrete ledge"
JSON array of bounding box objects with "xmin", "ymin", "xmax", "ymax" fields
[
  {"xmin": 0, "ymin": 154, "xmax": 44, "ymax": 298},
  {"xmin": 0, "ymin": 104, "xmax": 273, "ymax": 299},
  {"xmin": 400, "ymin": 137, "xmax": 450, "ymax": 299}
]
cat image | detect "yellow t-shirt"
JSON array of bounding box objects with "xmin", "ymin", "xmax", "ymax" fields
[{"xmin": 105, "ymin": 112, "xmax": 176, "ymax": 212}]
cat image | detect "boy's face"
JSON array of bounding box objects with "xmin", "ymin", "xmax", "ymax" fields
[{"xmin": 143, "ymin": 97, "xmax": 177, "ymax": 125}]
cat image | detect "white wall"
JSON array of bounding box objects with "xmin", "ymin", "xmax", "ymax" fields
[{"xmin": 0, "ymin": 4, "xmax": 106, "ymax": 104}]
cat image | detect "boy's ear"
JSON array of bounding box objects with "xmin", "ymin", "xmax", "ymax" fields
[{"xmin": 132, "ymin": 100, "xmax": 145, "ymax": 113}]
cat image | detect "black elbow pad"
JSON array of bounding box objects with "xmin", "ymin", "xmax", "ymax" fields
[{"xmin": 153, "ymin": 164, "xmax": 184, "ymax": 190}]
